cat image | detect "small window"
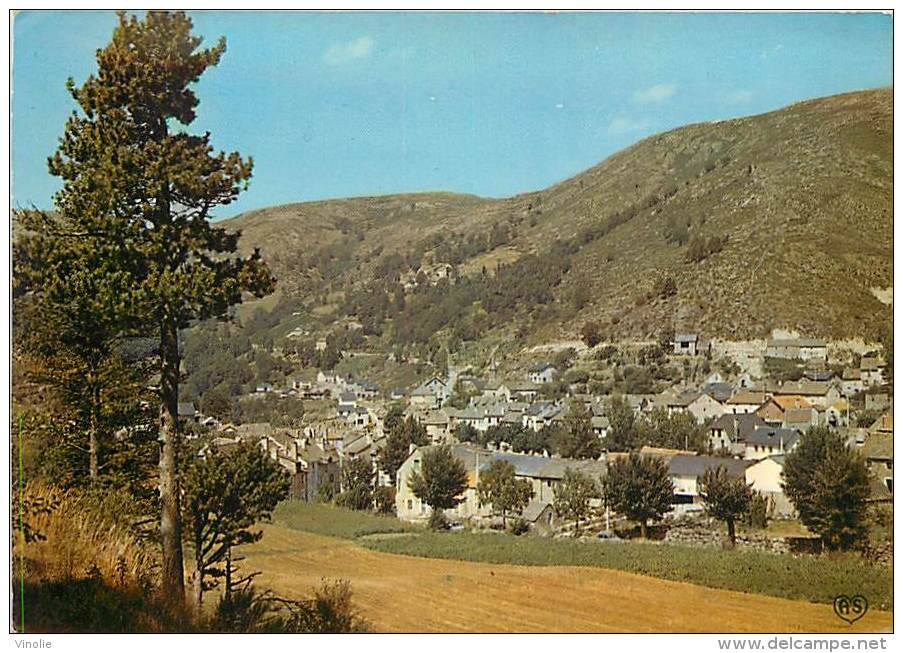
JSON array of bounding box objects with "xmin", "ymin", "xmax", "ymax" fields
[
  {"xmin": 887, "ymin": 461, "xmax": 893, "ymax": 471},
  {"xmin": 886, "ymin": 479, "xmax": 893, "ymax": 493}
]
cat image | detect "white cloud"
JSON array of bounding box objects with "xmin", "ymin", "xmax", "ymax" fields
[
  {"xmin": 323, "ymin": 36, "xmax": 374, "ymax": 66},
  {"xmin": 607, "ymin": 116, "xmax": 645, "ymax": 135},
  {"xmin": 725, "ymin": 89, "xmax": 754, "ymax": 104},
  {"xmin": 634, "ymin": 83, "xmax": 677, "ymax": 104},
  {"xmin": 555, "ymin": 102, "xmax": 565, "ymax": 109}
]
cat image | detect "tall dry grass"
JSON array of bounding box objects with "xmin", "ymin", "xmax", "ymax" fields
[{"xmin": 16, "ymin": 481, "xmax": 159, "ymax": 590}]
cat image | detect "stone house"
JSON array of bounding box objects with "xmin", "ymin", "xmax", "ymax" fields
[
  {"xmin": 672, "ymin": 333, "xmax": 699, "ymax": 356},
  {"xmin": 260, "ymin": 433, "xmax": 341, "ymax": 501},
  {"xmin": 756, "ymin": 395, "xmax": 812, "ymax": 425},
  {"xmin": 841, "ymin": 368, "xmax": 866, "ymax": 396},
  {"xmin": 861, "ymin": 433, "xmax": 892, "ymax": 502},
  {"xmin": 707, "ymin": 413, "xmax": 767, "ymax": 456},
  {"xmin": 782, "ymin": 407, "xmax": 819, "ymax": 433},
  {"xmin": 764, "ymin": 336, "xmax": 827, "ymax": 361},
  {"xmin": 859, "ymin": 356, "xmax": 886, "ymax": 386}
]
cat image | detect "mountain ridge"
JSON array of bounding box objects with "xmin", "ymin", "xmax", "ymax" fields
[{"xmin": 224, "ymin": 88, "xmax": 892, "ymax": 345}]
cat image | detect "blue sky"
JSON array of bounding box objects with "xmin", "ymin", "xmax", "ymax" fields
[{"xmin": 12, "ymin": 11, "xmax": 892, "ymax": 219}]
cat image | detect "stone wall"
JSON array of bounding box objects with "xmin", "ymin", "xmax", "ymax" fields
[
  {"xmin": 663, "ymin": 524, "xmax": 893, "ymax": 565},
  {"xmin": 663, "ymin": 524, "xmax": 790, "ymax": 554}
]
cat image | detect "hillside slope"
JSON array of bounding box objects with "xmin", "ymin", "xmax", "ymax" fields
[{"xmin": 224, "ymin": 88, "xmax": 892, "ymax": 343}]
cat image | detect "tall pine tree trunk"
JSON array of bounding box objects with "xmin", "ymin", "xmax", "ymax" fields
[
  {"xmin": 159, "ymin": 316, "xmax": 185, "ymax": 605},
  {"xmin": 87, "ymin": 373, "xmax": 100, "ymax": 480}
]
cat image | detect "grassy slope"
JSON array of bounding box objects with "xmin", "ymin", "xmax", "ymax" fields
[
  {"xmin": 225, "ymin": 88, "xmax": 892, "ymax": 343},
  {"xmin": 271, "ymin": 502, "xmax": 892, "ymax": 610}
]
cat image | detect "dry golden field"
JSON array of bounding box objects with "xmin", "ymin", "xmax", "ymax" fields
[{"xmin": 240, "ymin": 524, "xmax": 891, "ymax": 633}]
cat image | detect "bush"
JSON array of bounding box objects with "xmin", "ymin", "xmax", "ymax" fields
[
  {"xmin": 653, "ymin": 275, "xmax": 677, "ymax": 299},
  {"xmin": 507, "ymin": 517, "xmax": 530, "ymax": 536},
  {"xmin": 212, "ymin": 580, "xmax": 370, "ymax": 633},
  {"xmin": 581, "ymin": 321, "xmax": 603, "ymax": 348},
  {"xmin": 744, "ymin": 492, "xmax": 769, "ymax": 529},
  {"xmin": 685, "ymin": 234, "xmax": 729, "ymax": 263}
]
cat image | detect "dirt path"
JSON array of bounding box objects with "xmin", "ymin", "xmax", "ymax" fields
[{"xmin": 239, "ymin": 525, "xmax": 891, "ymax": 633}]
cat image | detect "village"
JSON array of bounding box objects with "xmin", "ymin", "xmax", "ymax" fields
[{"xmin": 182, "ymin": 328, "xmax": 893, "ymax": 547}]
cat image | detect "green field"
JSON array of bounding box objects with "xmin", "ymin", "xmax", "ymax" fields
[
  {"xmin": 273, "ymin": 502, "xmax": 892, "ymax": 610},
  {"xmin": 273, "ymin": 501, "xmax": 414, "ymax": 539}
]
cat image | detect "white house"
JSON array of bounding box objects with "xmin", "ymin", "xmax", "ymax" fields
[
  {"xmin": 528, "ymin": 363, "xmax": 558, "ymax": 385},
  {"xmin": 745, "ymin": 456, "xmax": 794, "ymax": 517},
  {"xmin": 672, "ymin": 333, "xmax": 699, "ymax": 356},
  {"xmin": 667, "ymin": 455, "xmax": 749, "ymax": 506},
  {"xmin": 410, "ymin": 377, "xmax": 449, "ymax": 409},
  {"xmin": 744, "ymin": 426, "xmax": 800, "ymax": 461},
  {"xmin": 724, "ymin": 390, "xmax": 767, "ymax": 415},
  {"xmin": 394, "ymin": 444, "xmax": 607, "ymax": 527}
]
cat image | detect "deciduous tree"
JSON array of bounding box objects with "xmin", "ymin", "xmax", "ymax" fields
[
  {"xmin": 604, "ymin": 453, "xmax": 674, "ymax": 538},
  {"xmin": 407, "ymin": 445, "xmax": 468, "ymax": 529},
  {"xmin": 783, "ymin": 427, "xmax": 870, "ymax": 551},
  {"xmin": 553, "ymin": 468, "xmax": 599, "ymax": 536},
  {"xmin": 698, "ymin": 466, "xmax": 753, "ymax": 547},
  {"xmin": 477, "ymin": 459, "xmax": 533, "ymax": 527},
  {"xmin": 550, "ymin": 400, "xmax": 602, "ymax": 460},
  {"xmin": 336, "ymin": 457, "xmax": 375, "ymax": 511}
]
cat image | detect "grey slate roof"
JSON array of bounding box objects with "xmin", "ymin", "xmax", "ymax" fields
[
  {"xmin": 709, "ymin": 413, "xmax": 767, "ymax": 442},
  {"xmin": 668, "ymin": 454, "xmax": 749, "ymax": 479},
  {"xmin": 746, "ymin": 426, "xmax": 800, "ymax": 449},
  {"xmin": 444, "ymin": 444, "xmax": 607, "ymax": 481},
  {"xmin": 702, "ymin": 382, "xmax": 735, "ymax": 403},
  {"xmin": 521, "ymin": 499, "xmax": 553, "ymax": 522}
]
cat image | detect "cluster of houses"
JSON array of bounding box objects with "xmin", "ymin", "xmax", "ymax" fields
[{"xmin": 196, "ymin": 329, "xmax": 891, "ymax": 534}]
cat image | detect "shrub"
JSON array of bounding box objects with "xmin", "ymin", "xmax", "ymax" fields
[
  {"xmin": 507, "ymin": 517, "xmax": 530, "ymax": 536},
  {"xmin": 581, "ymin": 320, "xmax": 603, "ymax": 348},
  {"xmin": 653, "ymin": 275, "xmax": 677, "ymax": 299}
]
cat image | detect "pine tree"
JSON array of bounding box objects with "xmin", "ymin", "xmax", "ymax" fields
[
  {"xmin": 14, "ymin": 211, "xmax": 154, "ymax": 484},
  {"xmin": 181, "ymin": 442, "xmax": 289, "ymax": 617},
  {"xmin": 47, "ymin": 11, "xmax": 275, "ymax": 604},
  {"xmin": 379, "ymin": 416, "xmax": 428, "ymax": 483}
]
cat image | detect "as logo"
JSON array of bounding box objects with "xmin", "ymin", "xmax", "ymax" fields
[{"xmin": 833, "ymin": 595, "xmax": 868, "ymax": 624}]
